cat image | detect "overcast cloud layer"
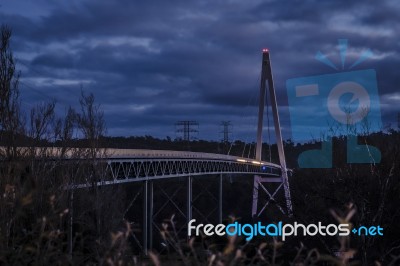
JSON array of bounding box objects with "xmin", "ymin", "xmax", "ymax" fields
[{"xmin": 1, "ymin": 0, "xmax": 399, "ymax": 141}]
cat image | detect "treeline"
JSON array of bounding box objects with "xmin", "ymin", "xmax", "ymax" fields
[{"xmin": 100, "ymin": 131, "xmax": 400, "ymax": 169}]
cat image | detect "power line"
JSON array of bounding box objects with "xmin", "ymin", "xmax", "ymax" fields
[
  {"xmin": 16, "ymin": 59, "xmax": 82, "ymax": 107},
  {"xmin": 17, "ymin": 59, "xmax": 82, "ymax": 95},
  {"xmin": 19, "ymin": 80, "xmax": 57, "ymax": 102}
]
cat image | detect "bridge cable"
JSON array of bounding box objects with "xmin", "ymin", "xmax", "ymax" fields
[
  {"xmin": 266, "ymin": 80, "xmax": 272, "ymax": 162},
  {"xmin": 246, "ymin": 67, "xmax": 263, "ymax": 159},
  {"xmin": 241, "ymin": 67, "xmax": 262, "ymax": 158}
]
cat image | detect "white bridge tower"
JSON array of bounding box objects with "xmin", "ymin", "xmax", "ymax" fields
[{"xmin": 252, "ymin": 48, "xmax": 293, "ymax": 217}]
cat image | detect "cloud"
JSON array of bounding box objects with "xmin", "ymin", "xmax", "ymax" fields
[{"xmin": 1, "ymin": 0, "xmax": 399, "ymax": 141}]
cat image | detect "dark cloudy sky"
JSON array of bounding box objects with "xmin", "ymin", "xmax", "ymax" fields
[{"xmin": 1, "ymin": 0, "xmax": 399, "ymax": 142}]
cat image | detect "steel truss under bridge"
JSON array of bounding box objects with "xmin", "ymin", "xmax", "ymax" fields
[
  {"xmin": 66, "ymin": 150, "xmax": 283, "ymax": 254},
  {"xmin": 68, "ymin": 149, "xmax": 282, "ymax": 189}
]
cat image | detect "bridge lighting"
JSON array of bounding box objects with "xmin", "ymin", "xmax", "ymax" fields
[
  {"xmin": 261, "ymin": 165, "xmax": 268, "ymax": 171},
  {"xmin": 262, "ymin": 48, "xmax": 269, "ymax": 53},
  {"xmin": 236, "ymin": 159, "xmax": 247, "ymax": 163},
  {"xmin": 251, "ymin": 160, "xmax": 262, "ymax": 165}
]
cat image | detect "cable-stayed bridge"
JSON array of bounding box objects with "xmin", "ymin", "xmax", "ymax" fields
[{"xmin": 63, "ymin": 49, "xmax": 293, "ymax": 253}]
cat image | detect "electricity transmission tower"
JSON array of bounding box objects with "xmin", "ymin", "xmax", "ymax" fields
[
  {"xmin": 175, "ymin": 121, "xmax": 199, "ymax": 141},
  {"xmin": 220, "ymin": 121, "xmax": 232, "ymax": 143}
]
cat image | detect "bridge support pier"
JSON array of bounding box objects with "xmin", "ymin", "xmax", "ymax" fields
[
  {"xmin": 219, "ymin": 174, "xmax": 223, "ymax": 224},
  {"xmin": 142, "ymin": 180, "xmax": 154, "ymax": 254},
  {"xmin": 252, "ymin": 175, "xmax": 260, "ymax": 217},
  {"xmin": 143, "ymin": 180, "xmax": 148, "ymax": 255},
  {"xmin": 252, "ymin": 175, "xmax": 291, "ymax": 217},
  {"xmin": 187, "ymin": 176, "xmax": 192, "ymax": 232},
  {"xmin": 149, "ymin": 180, "xmax": 153, "ymax": 250},
  {"xmin": 68, "ymin": 190, "xmax": 74, "ymax": 258}
]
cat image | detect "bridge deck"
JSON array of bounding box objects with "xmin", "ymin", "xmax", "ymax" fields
[
  {"xmin": 82, "ymin": 149, "xmax": 282, "ymax": 188},
  {"xmin": 0, "ymin": 147, "xmax": 282, "ymax": 188},
  {"xmin": 108, "ymin": 148, "xmax": 278, "ymax": 165}
]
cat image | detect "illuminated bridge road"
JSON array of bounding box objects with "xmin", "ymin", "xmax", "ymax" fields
[{"xmin": 71, "ymin": 149, "xmax": 283, "ymax": 188}]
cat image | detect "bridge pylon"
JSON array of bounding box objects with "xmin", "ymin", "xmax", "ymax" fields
[{"xmin": 252, "ymin": 49, "xmax": 293, "ymax": 218}]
